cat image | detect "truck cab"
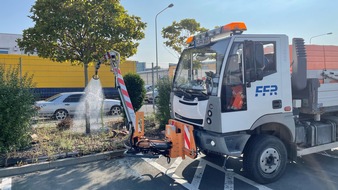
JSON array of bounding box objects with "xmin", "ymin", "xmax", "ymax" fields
[
  {"xmin": 171, "ymin": 23, "xmax": 294, "ymax": 154},
  {"xmin": 170, "ymin": 22, "xmax": 338, "ymax": 184}
]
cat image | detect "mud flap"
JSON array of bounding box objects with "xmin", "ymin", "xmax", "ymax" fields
[{"xmin": 166, "ymin": 119, "xmax": 197, "ymax": 159}]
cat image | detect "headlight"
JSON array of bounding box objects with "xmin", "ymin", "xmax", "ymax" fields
[
  {"xmin": 207, "ymin": 110, "xmax": 212, "ymax": 116},
  {"xmin": 207, "ymin": 118, "xmax": 212, "ymax": 124}
]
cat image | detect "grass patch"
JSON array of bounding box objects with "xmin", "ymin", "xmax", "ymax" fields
[
  {"xmin": 1, "ymin": 118, "xmax": 128, "ymax": 167},
  {"xmin": 1, "ymin": 115, "xmax": 161, "ymax": 168}
]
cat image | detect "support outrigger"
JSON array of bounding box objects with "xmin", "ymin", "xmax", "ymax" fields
[{"xmin": 92, "ymin": 51, "xmax": 197, "ymax": 162}]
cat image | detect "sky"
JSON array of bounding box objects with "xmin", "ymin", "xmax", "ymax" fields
[{"xmin": 0, "ymin": 0, "xmax": 337, "ymax": 69}]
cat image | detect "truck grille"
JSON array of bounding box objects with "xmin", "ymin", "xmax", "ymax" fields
[{"xmin": 175, "ymin": 113, "xmax": 203, "ymax": 125}]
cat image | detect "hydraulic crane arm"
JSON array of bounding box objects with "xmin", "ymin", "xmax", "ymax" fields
[{"xmin": 93, "ymin": 51, "xmax": 197, "ymax": 162}]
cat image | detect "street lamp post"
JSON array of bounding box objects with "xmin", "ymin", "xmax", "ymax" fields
[
  {"xmin": 310, "ymin": 32, "xmax": 333, "ymax": 44},
  {"xmin": 155, "ymin": 3, "xmax": 174, "ymax": 81}
]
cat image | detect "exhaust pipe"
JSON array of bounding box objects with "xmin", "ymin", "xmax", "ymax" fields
[{"xmin": 291, "ymin": 38, "xmax": 307, "ymax": 91}]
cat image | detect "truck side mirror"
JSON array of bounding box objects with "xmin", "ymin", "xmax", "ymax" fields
[
  {"xmin": 256, "ymin": 69, "xmax": 263, "ymax": 80},
  {"xmin": 254, "ymin": 43, "xmax": 264, "ymax": 81},
  {"xmin": 244, "ymin": 40, "xmax": 255, "ymax": 83},
  {"xmin": 244, "ymin": 40, "xmax": 265, "ymax": 83},
  {"xmin": 255, "ymin": 43, "xmax": 265, "ymax": 71},
  {"xmin": 248, "ymin": 70, "xmax": 256, "ymax": 80}
]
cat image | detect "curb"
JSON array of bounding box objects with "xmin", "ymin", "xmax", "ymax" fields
[{"xmin": 0, "ymin": 149, "xmax": 126, "ymax": 178}]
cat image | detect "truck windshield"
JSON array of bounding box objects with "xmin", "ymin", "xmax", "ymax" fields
[{"xmin": 173, "ymin": 38, "xmax": 230, "ymax": 96}]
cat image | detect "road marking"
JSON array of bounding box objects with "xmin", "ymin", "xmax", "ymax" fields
[
  {"xmin": 202, "ymin": 159, "xmax": 272, "ymax": 190},
  {"xmin": 224, "ymin": 169, "xmax": 234, "ymax": 190},
  {"xmin": 190, "ymin": 159, "xmax": 206, "ymax": 189},
  {"xmin": 166, "ymin": 157, "xmax": 182, "ymax": 177},
  {"xmin": 144, "ymin": 157, "xmax": 272, "ymax": 190},
  {"xmin": 0, "ymin": 177, "xmax": 12, "ymax": 190},
  {"xmin": 143, "ymin": 158, "xmax": 196, "ymax": 190}
]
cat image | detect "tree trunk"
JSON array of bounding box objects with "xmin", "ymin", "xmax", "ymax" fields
[
  {"xmin": 85, "ymin": 99, "xmax": 90, "ymax": 134},
  {"xmin": 84, "ymin": 62, "xmax": 89, "ymax": 87},
  {"xmin": 84, "ymin": 62, "xmax": 90, "ymax": 134}
]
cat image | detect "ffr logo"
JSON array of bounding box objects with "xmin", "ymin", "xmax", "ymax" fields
[{"xmin": 255, "ymin": 85, "xmax": 278, "ymax": 97}]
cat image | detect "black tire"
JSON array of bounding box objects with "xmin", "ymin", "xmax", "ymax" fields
[
  {"xmin": 54, "ymin": 109, "xmax": 68, "ymax": 121},
  {"xmin": 110, "ymin": 106, "xmax": 122, "ymax": 115},
  {"xmin": 243, "ymin": 134, "xmax": 287, "ymax": 184}
]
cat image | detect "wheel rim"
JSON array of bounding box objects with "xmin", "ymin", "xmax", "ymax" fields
[
  {"xmin": 111, "ymin": 106, "xmax": 121, "ymax": 115},
  {"xmin": 259, "ymin": 148, "xmax": 280, "ymax": 174},
  {"xmin": 55, "ymin": 110, "xmax": 67, "ymax": 120}
]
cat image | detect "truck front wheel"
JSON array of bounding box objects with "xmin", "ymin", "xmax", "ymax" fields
[{"xmin": 243, "ymin": 134, "xmax": 287, "ymax": 184}]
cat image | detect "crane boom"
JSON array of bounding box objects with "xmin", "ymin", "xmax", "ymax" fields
[{"xmin": 93, "ymin": 50, "xmax": 197, "ymax": 162}]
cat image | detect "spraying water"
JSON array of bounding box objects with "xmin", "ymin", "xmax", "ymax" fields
[{"xmin": 72, "ymin": 78, "xmax": 105, "ymax": 133}]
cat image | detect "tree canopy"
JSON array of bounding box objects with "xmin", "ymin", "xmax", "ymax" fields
[
  {"xmin": 161, "ymin": 19, "xmax": 207, "ymax": 55},
  {"xmin": 17, "ymin": 0, "xmax": 146, "ymax": 85}
]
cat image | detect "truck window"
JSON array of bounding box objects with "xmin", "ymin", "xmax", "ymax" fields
[
  {"xmin": 263, "ymin": 42, "xmax": 276, "ymax": 76},
  {"xmin": 244, "ymin": 41, "xmax": 277, "ymax": 80},
  {"xmin": 221, "ymin": 42, "xmax": 247, "ymax": 112}
]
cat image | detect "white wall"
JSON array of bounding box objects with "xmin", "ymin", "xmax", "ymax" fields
[
  {"xmin": 0, "ymin": 33, "xmax": 36, "ymax": 55},
  {"xmin": 138, "ymin": 69, "xmax": 168, "ymax": 85}
]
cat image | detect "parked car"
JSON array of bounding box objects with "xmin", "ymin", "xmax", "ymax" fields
[
  {"xmin": 144, "ymin": 88, "xmax": 158, "ymax": 103},
  {"xmin": 35, "ymin": 92, "xmax": 122, "ymax": 120},
  {"xmin": 144, "ymin": 84, "xmax": 153, "ymax": 92}
]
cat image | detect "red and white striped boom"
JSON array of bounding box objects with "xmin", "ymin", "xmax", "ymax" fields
[{"xmin": 105, "ymin": 51, "xmax": 136, "ymax": 128}]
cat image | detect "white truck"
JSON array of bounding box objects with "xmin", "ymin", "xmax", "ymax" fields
[
  {"xmin": 168, "ymin": 22, "xmax": 338, "ymax": 184},
  {"xmin": 97, "ymin": 22, "xmax": 338, "ymax": 184}
]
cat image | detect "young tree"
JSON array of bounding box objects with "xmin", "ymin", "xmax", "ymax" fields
[
  {"xmin": 155, "ymin": 76, "xmax": 172, "ymax": 130},
  {"xmin": 161, "ymin": 19, "xmax": 207, "ymax": 55},
  {"xmin": 17, "ymin": 0, "xmax": 146, "ymax": 86}
]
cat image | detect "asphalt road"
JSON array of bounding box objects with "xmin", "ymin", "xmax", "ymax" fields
[
  {"xmin": 2, "ymin": 150, "xmax": 338, "ymax": 190},
  {"xmin": 2, "ymin": 105, "xmax": 338, "ymax": 189}
]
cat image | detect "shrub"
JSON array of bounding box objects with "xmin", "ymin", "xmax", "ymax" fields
[
  {"xmin": 0, "ymin": 65, "xmax": 36, "ymax": 152},
  {"xmin": 155, "ymin": 76, "xmax": 172, "ymax": 130},
  {"xmin": 123, "ymin": 73, "xmax": 146, "ymax": 112},
  {"xmin": 56, "ymin": 117, "xmax": 73, "ymax": 131}
]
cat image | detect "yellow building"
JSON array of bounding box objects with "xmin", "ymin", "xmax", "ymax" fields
[
  {"xmin": 168, "ymin": 63, "xmax": 177, "ymax": 78},
  {"xmin": 0, "ymin": 54, "xmax": 136, "ymax": 99}
]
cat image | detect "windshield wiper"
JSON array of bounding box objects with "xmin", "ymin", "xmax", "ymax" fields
[
  {"xmin": 174, "ymin": 86, "xmax": 193, "ymax": 98},
  {"xmin": 175, "ymin": 85, "xmax": 209, "ymax": 100},
  {"xmin": 187, "ymin": 88, "xmax": 208, "ymax": 98}
]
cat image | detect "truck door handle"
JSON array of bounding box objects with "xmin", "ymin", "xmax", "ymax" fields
[
  {"xmin": 65, "ymin": 104, "xmax": 70, "ymax": 106},
  {"xmin": 272, "ymin": 100, "xmax": 282, "ymax": 109}
]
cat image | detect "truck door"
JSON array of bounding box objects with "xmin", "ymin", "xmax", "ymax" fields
[{"xmin": 220, "ymin": 37, "xmax": 282, "ymax": 133}]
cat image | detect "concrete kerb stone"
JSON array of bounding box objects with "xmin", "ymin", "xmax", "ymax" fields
[{"xmin": 0, "ymin": 149, "xmax": 126, "ymax": 178}]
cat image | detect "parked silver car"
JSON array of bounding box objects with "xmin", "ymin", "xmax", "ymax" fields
[
  {"xmin": 35, "ymin": 92, "xmax": 122, "ymax": 120},
  {"xmin": 144, "ymin": 88, "xmax": 158, "ymax": 103}
]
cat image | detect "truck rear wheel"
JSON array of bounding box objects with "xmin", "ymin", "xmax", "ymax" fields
[{"xmin": 243, "ymin": 134, "xmax": 287, "ymax": 184}]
